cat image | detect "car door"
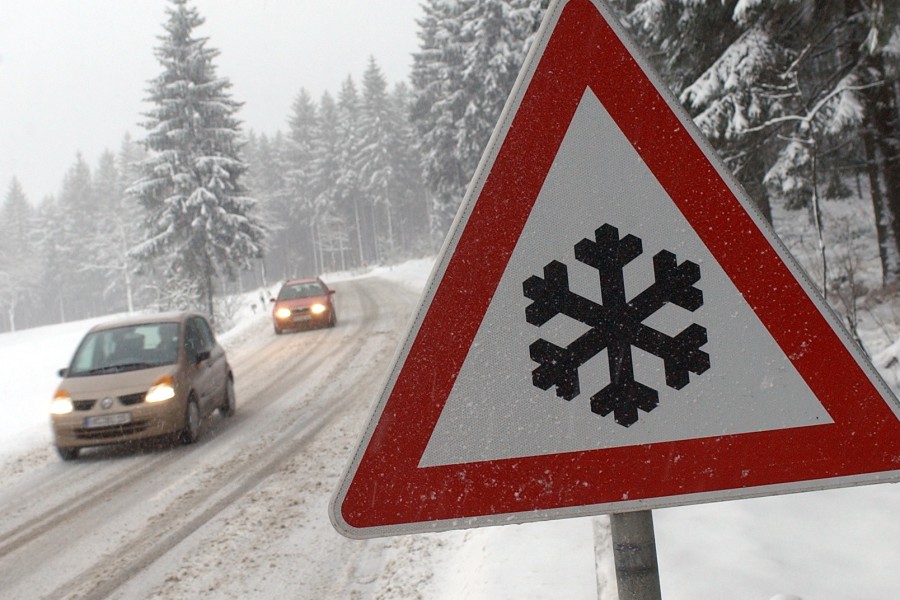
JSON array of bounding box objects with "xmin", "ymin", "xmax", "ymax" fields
[
  {"xmin": 193, "ymin": 316, "xmax": 227, "ymax": 413},
  {"xmin": 183, "ymin": 317, "xmax": 217, "ymax": 413}
]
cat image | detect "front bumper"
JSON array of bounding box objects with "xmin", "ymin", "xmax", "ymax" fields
[
  {"xmin": 274, "ymin": 307, "xmax": 332, "ymax": 331},
  {"xmin": 51, "ymin": 396, "xmax": 185, "ymax": 448}
]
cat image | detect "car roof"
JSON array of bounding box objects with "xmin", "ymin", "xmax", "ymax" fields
[
  {"xmin": 85, "ymin": 311, "xmax": 205, "ymax": 334},
  {"xmin": 282, "ymin": 277, "xmax": 324, "ymax": 286}
]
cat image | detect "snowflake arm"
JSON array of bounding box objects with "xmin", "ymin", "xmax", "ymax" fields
[{"xmin": 523, "ymin": 222, "xmax": 710, "ymax": 428}]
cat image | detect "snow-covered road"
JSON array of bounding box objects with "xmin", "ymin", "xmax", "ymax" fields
[
  {"xmin": 1, "ymin": 271, "xmax": 898, "ymax": 600},
  {"xmin": 0, "ymin": 276, "xmax": 472, "ymax": 599}
]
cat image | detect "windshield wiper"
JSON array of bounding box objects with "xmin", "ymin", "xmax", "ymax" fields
[{"xmin": 83, "ymin": 363, "xmax": 154, "ymax": 375}]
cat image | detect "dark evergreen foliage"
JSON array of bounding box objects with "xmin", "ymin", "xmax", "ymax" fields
[{"xmin": 609, "ymin": 0, "xmax": 900, "ymax": 284}]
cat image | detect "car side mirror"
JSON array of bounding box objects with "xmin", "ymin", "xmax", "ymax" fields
[
  {"xmin": 269, "ymin": 297, "xmax": 276, "ymax": 303},
  {"xmin": 196, "ymin": 350, "xmax": 211, "ymax": 364},
  {"xmin": 57, "ymin": 368, "xmax": 68, "ymax": 378},
  {"xmin": 328, "ymin": 289, "xmax": 336, "ymax": 295}
]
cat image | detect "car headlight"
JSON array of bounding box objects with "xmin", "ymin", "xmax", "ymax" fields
[
  {"xmin": 146, "ymin": 376, "xmax": 176, "ymax": 403},
  {"xmin": 50, "ymin": 390, "xmax": 74, "ymax": 415},
  {"xmin": 310, "ymin": 303, "xmax": 327, "ymax": 314},
  {"xmin": 275, "ymin": 307, "xmax": 292, "ymax": 320}
]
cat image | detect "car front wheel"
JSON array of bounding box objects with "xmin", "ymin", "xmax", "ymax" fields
[
  {"xmin": 57, "ymin": 446, "xmax": 80, "ymax": 461},
  {"xmin": 180, "ymin": 396, "xmax": 201, "ymax": 445},
  {"xmin": 219, "ymin": 377, "xmax": 236, "ymax": 417}
]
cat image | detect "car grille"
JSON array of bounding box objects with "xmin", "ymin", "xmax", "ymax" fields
[
  {"xmin": 292, "ymin": 307, "xmax": 310, "ymax": 315},
  {"xmin": 118, "ymin": 392, "xmax": 146, "ymax": 406},
  {"xmin": 73, "ymin": 399, "xmax": 96, "ymax": 411},
  {"xmin": 74, "ymin": 422, "xmax": 150, "ymax": 439}
]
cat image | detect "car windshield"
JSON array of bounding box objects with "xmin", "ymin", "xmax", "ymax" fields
[
  {"xmin": 278, "ymin": 282, "xmax": 326, "ymax": 300},
  {"xmin": 67, "ymin": 322, "xmax": 180, "ymax": 376}
]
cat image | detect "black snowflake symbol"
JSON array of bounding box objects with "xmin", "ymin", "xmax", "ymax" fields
[{"xmin": 523, "ymin": 223, "xmax": 710, "ymax": 427}]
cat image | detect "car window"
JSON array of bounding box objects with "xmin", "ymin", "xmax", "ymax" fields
[
  {"xmin": 184, "ymin": 320, "xmax": 204, "ymax": 362},
  {"xmin": 71, "ymin": 334, "xmax": 102, "ymax": 374},
  {"xmin": 278, "ymin": 281, "xmax": 326, "ymax": 300},
  {"xmin": 68, "ymin": 322, "xmax": 180, "ymax": 375},
  {"xmin": 194, "ymin": 316, "xmax": 216, "ymax": 350}
]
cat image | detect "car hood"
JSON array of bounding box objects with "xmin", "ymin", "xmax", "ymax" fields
[{"xmin": 60, "ymin": 365, "xmax": 177, "ymax": 396}]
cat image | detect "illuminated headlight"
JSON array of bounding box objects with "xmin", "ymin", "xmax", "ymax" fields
[
  {"xmin": 310, "ymin": 303, "xmax": 327, "ymax": 315},
  {"xmin": 275, "ymin": 307, "xmax": 292, "ymax": 320},
  {"xmin": 50, "ymin": 390, "xmax": 74, "ymax": 415},
  {"xmin": 146, "ymin": 376, "xmax": 176, "ymax": 403}
]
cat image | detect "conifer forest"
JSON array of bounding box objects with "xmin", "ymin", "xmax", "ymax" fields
[{"xmin": 2, "ymin": 0, "xmax": 899, "ymax": 338}]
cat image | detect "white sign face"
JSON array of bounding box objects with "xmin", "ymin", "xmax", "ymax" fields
[
  {"xmin": 331, "ymin": 0, "xmax": 900, "ymax": 539},
  {"xmin": 420, "ymin": 90, "xmax": 831, "ymax": 467}
]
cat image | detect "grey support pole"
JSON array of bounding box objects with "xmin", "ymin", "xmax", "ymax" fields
[{"xmin": 610, "ymin": 510, "xmax": 662, "ymax": 599}]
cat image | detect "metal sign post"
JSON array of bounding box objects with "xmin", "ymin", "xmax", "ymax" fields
[{"xmin": 610, "ymin": 510, "xmax": 662, "ymax": 600}]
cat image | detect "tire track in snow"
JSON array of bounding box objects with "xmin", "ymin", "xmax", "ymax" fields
[
  {"xmin": 42, "ymin": 279, "xmax": 392, "ymax": 600},
  {"xmin": 0, "ymin": 316, "xmax": 336, "ymax": 568}
]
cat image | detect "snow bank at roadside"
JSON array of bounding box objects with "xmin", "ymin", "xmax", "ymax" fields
[{"xmin": 1, "ymin": 257, "xmax": 899, "ymax": 599}]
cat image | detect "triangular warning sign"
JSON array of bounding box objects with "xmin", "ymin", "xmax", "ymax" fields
[{"xmin": 331, "ymin": 0, "xmax": 900, "ymax": 538}]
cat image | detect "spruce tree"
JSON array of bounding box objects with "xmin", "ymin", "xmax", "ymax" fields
[
  {"xmin": 358, "ymin": 57, "xmax": 396, "ymax": 263},
  {"xmin": 411, "ymin": 0, "xmax": 471, "ymax": 244},
  {"xmin": 388, "ymin": 82, "xmax": 429, "ymax": 255},
  {"xmin": 57, "ymin": 154, "xmax": 104, "ymax": 319},
  {"xmin": 310, "ymin": 92, "xmax": 350, "ymax": 272},
  {"xmin": 456, "ymin": 0, "xmax": 538, "ymax": 177},
  {"xmin": 130, "ymin": 0, "xmax": 265, "ymax": 319},
  {"xmin": 614, "ymin": 0, "xmax": 900, "ymax": 285},
  {"xmin": 283, "ymin": 89, "xmax": 319, "ymax": 276},
  {"xmin": 244, "ymin": 131, "xmax": 287, "ymax": 282},
  {"xmin": 335, "ymin": 76, "xmax": 366, "ymax": 267},
  {"xmin": 83, "ymin": 148, "xmax": 145, "ymax": 314},
  {"xmin": 411, "ymin": 0, "xmax": 545, "ymax": 246},
  {"xmin": 0, "ymin": 178, "xmax": 37, "ymax": 331}
]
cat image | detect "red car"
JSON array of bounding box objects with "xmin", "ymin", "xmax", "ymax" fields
[{"xmin": 271, "ymin": 277, "xmax": 337, "ymax": 334}]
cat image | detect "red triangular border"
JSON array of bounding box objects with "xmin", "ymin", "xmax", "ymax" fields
[{"xmin": 335, "ymin": 0, "xmax": 900, "ymax": 534}]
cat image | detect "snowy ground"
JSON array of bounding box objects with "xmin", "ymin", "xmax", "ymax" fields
[{"xmin": 0, "ymin": 257, "xmax": 898, "ymax": 599}]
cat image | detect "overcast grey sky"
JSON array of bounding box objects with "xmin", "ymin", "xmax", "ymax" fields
[{"xmin": 0, "ymin": 0, "xmax": 423, "ymax": 204}]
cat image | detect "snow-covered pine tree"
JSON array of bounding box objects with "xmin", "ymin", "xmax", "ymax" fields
[
  {"xmin": 81, "ymin": 148, "xmax": 145, "ymax": 314},
  {"xmin": 611, "ymin": 0, "xmax": 779, "ymax": 222},
  {"xmin": 612, "ymin": 1, "xmax": 900, "ymax": 286},
  {"xmin": 411, "ymin": 0, "xmax": 471, "ymax": 245},
  {"xmin": 92, "ymin": 151, "xmax": 120, "ymax": 217},
  {"xmin": 387, "ymin": 82, "xmax": 429, "ymax": 256},
  {"xmin": 0, "ymin": 178, "xmax": 38, "ymax": 332},
  {"xmin": 283, "ymin": 88, "xmax": 319, "ymax": 276},
  {"xmin": 696, "ymin": 2, "xmax": 900, "ymax": 285},
  {"xmin": 357, "ymin": 57, "xmax": 397, "ymax": 264},
  {"xmin": 57, "ymin": 153, "xmax": 107, "ymax": 320},
  {"xmin": 243, "ymin": 131, "xmax": 287, "ymax": 284},
  {"xmin": 130, "ymin": 0, "xmax": 265, "ymax": 319},
  {"xmin": 33, "ymin": 193, "xmax": 69, "ymax": 324},
  {"xmin": 335, "ymin": 76, "xmax": 366, "ymax": 267},
  {"xmin": 846, "ymin": 2, "xmax": 900, "ymax": 285},
  {"xmin": 411, "ymin": 0, "xmax": 546, "ymax": 246},
  {"xmin": 455, "ymin": 0, "xmax": 542, "ymax": 178},
  {"xmin": 310, "ymin": 91, "xmax": 350, "ymax": 272}
]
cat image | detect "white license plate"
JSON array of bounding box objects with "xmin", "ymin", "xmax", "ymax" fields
[
  {"xmin": 84, "ymin": 412, "xmax": 132, "ymax": 428},
  {"xmin": 292, "ymin": 314, "xmax": 312, "ymax": 322}
]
